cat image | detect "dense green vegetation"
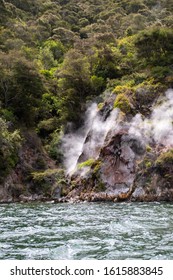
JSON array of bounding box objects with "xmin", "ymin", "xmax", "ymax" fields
[
  {"xmin": 0, "ymin": 117, "xmax": 21, "ymax": 180},
  {"xmin": 1, "ymin": 0, "xmax": 173, "ymax": 180}
]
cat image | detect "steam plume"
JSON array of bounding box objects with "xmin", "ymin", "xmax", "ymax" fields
[
  {"xmin": 62, "ymin": 89, "xmax": 173, "ymax": 175},
  {"xmin": 129, "ymin": 89, "xmax": 173, "ymax": 146}
]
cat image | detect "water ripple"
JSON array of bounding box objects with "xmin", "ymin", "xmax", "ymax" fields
[{"xmin": 0, "ymin": 202, "xmax": 173, "ymax": 259}]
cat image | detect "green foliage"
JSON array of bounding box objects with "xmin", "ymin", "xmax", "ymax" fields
[
  {"xmin": 114, "ymin": 94, "xmax": 131, "ymax": 113},
  {"xmin": 1, "ymin": 0, "xmax": 172, "ymax": 131},
  {"xmin": 58, "ymin": 50, "xmax": 91, "ymax": 91},
  {"xmin": 38, "ymin": 117, "xmax": 58, "ymax": 136},
  {"xmin": 132, "ymin": 80, "xmax": 163, "ymax": 115},
  {"xmin": 135, "ymin": 27, "xmax": 173, "ymax": 66},
  {"xmin": 151, "ymin": 66, "xmax": 172, "ymax": 82},
  {"xmin": 0, "ymin": 108, "xmax": 14, "ymax": 121},
  {"xmin": 31, "ymin": 168, "xmax": 60, "ymax": 181},
  {"xmin": 0, "ymin": 117, "xmax": 22, "ymax": 180},
  {"xmin": 57, "ymin": 49, "xmax": 92, "ymax": 125},
  {"xmin": 45, "ymin": 129, "xmax": 63, "ymax": 162},
  {"xmin": 95, "ymin": 181, "xmax": 106, "ymax": 192},
  {"xmin": 40, "ymin": 92, "xmax": 60, "ymax": 118},
  {"xmin": 0, "ymin": 51, "xmax": 44, "ymax": 125},
  {"xmin": 1, "ymin": 0, "xmax": 173, "ymax": 179},
  {"xmin": 113, "ymin": 85, "xmax": 134, "ymax": 95},
  {"xmin": 39, "ymin": 40, "xmax": 65, "ymax": 69},
  {"xmin": 91, "ymin": 45, "xmax": 121, "ymax": 79},
  {"xmin": 156, "ymin": 150, "xmax": 173, "ymax": 167},
  {"xmin": 146, "ymin": 145, "xmax": 152, "ymax": 152},
  {"xmin": 90, "ymin": 75, "xmax": 105, "ymax": 94},
  {"xmin": 155, "ymin": 149, "xmax": 173, "ymax": 179},
  {"xmin": 117, "ymin": 35, "xmax": 137, "ymax": 75},
  {"xmin": 143, "ymin": 157, "xmax": 152, "ymax": 169},
  {"xmin": 78, "ymin": 158, "xmax": 95, "ymax": 169},
  {"xmin": 31, "ymin": 168, "xmax": 64, "ymax": 196},
  {"xmin": 43, "ymin": 40, "xmax": 65, "ymax": 60},
  {"xmin": 92, "ymin": 160, "xmax": 102, "ymax": 175}
]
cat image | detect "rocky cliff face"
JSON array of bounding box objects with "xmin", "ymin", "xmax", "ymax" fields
[
  {"xmin": 61, "ymin": 97, "xmax": 173, "ymax": 203},
  {"xmin": 62, "ymin": 128, "xmax": 144, "ymax": 202},
  {"xmin": 1, "ymin": 92, "xmax": 173, "ymax": 203},
  {"xmin": 132, "ymin": 146, "xmax": 173, "ymax": 202},
  {"xmin": 99, "ymin": 130, "xmax": 145, "ymax": 189}
]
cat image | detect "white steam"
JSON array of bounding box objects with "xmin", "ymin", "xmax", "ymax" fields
[
  {"xmin": 129, "ymin": 89, "xmax": 173, "ymax": 146},
  {"xmin": 62, "ymin": 103, "xmax": 98, "ymax": 175},
  {"xmin": 62, "ymin": 89, "xmax": 173, "ymax": 175},
  {"xmin": 80, "ymin": 107, "xmax": 119, "ymax": 160},
  {"xmin": 62, "ymin": 103, "xmax": 119, "ymax": 175}
]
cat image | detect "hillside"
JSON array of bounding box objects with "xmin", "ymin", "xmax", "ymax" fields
[{"xmin": 1, "ymin": 0, "xmax": 173, "ymax": 202}]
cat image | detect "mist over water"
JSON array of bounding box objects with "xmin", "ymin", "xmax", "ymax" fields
[{"xmin": 62, "ymin": 89, "xmax": 173, "ymax": 174}]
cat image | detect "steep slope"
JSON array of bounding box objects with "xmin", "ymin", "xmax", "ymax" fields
[{"xmin": 0, "ymin": 0, "xmax": 173, "ymax": 202}]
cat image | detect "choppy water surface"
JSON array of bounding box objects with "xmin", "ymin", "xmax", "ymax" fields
[{"xmin": 0, "ymin": 202, "xmax": 173, "ymax": 259}]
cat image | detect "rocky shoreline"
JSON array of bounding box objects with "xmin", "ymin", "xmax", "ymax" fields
[{"xmin": 1, "ymin": 188, "xmax": 173, "ymax": 204}]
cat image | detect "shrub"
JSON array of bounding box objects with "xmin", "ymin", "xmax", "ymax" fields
[
  {"xmin": 31, "ymin": 168, "xmax": 64, "ymax": 196},
  {"xmin": 46, "ymin": 129, "xmax": 63, "ymax": 162},
  {"xmin": 135, "ymin": 27, "xmax": 173, "ymax": 66},
  {"xmin": 38, "ymin": 118, "xmax": 58, "ymax": 136},
  {"xmin": 114, "ymin": 94, "xmax": 131, "ymax": 113},
  {"xmin": 156, "ymin": 150, "xmax": 173, "ymax": 167},
  {"xmin": 113, "ymin": 85, "xmax": 133, "ymax": 95},
  {"xmin": 155, "ymin": 149, "xmax": 173, "ymax": 179}
]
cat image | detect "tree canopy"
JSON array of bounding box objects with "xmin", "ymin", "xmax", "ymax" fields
[{"xmin": 0, "ymin": 0, "xmax": 173, "ymax": 178}]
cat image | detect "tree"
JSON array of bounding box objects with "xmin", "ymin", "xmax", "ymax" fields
[
  {"xmin": 0, "ymin": 51, "xmax": 44, "ymax": 125},
  {"xmin": 39, "ymin": 39, "xmax": 65, "ymax": 69},
  {"xmin": 0, "ymin": 51, "xmax": 15, "ymax": 108},
  {"xmin": 0, "ymin": 117, "xmax": 21, "ymax": 180},
  {"xmin": 57, "ymin": 49, "xmax": 91, "ymax": 126},
  {"xmin": 135, "ymin": 27, "xmax": 173, "ymax": 65},
  {"xmin": 91, "ymin": 44, "xmax": 121, "ymax": 79}
]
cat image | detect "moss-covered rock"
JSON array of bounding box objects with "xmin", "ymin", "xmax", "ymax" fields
[
  {"xmin": 77, "ymin": 158, "xmax": 95, "ymax": 169},
  {"xmin": 155, "ymin": 149, "xmax": 173, "ymax": 178},
  {"xmin": 132, "ymin": 81, "xmax": 165, "ymax": 115}
]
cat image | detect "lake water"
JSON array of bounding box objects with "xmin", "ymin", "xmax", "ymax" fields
[{"xmin": 0, "ymin": 202, "xmax": 173, "ymax": 259}]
